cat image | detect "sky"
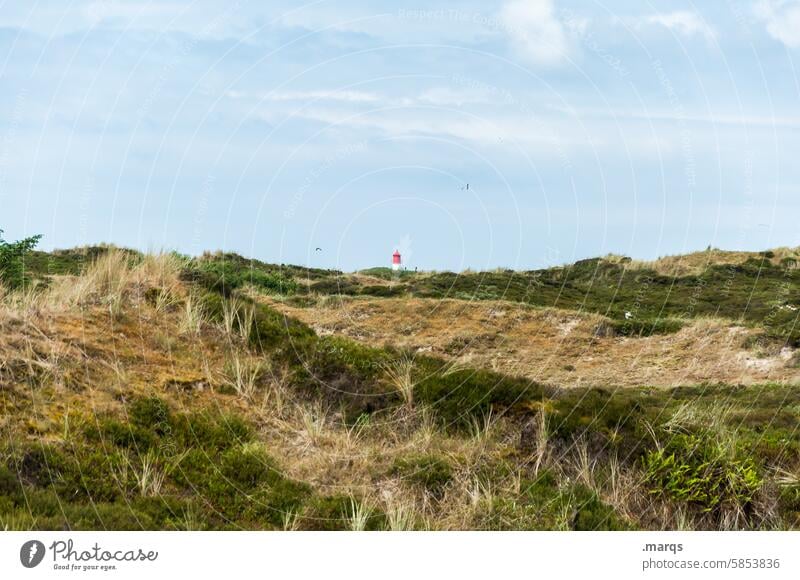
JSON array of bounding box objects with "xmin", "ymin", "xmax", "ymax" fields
[{"xmin": 1, "ymin": 0, "xmax": 800, "ymax": 271}]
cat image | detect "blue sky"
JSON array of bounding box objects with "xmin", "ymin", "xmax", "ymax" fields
[{"xmin": 1, "ymin": 0, "xmax": 799, "ymax": 271}]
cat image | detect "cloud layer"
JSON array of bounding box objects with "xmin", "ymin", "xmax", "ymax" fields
[{"xmin": 1, "ymin": 1, "xmax": 799, "ymax": 270}]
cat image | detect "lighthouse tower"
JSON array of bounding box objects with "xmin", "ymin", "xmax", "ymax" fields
[{"xmin": 392, "ymin": 250, "xmax": 402, "ymax": 271}]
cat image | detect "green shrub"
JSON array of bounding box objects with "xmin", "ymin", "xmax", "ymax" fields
[
  {"xmin": 567, "ymin": 484, "xmax": 629, "ymax": 530},
  {"xmin": 415, "ymin": 363, "xmax": 541, "ymax": 429},
  {"xmin": 186, "ymin": 259, "xmax": 298, "ymax": 295},
  {"xmin": 642, "ymin": 433, "xmax": 762, "ymax": 513},
  {"xmin": 85, "ymin": 417, "xmax": 157, "ymax": 451},
  {"xmin": 129, "ymin": 396, "xmax": 172, "ymax": 435},
  {"xmin": 244, "ymin": 478, "xmax": 311, "ymax": 527},
  {"xmin": 219, "ymin": 445, "xmax": 275, "ymax": 489},
  {"xmin": 477, "ymin": 471, "xmax": 629, "ymax": 530},
  {"xmin": 0, "ymin": 229, "xmax": 42, "ymax": 289},
  {"xmin": 549, "ymin": 388, "xmax": 653, "ymax": 458},
  {"xmin": 359, "ymin": 285, "xmax": 406, "ymax": 298},
  {"xmin": 172, "ymin": 411, "xmax": 253, "ymax": 451},
  {"xmin": 778, "ymin": 485, "xmax": 800, "ymax": 527},
  {"xmin": 0, "ymin": 464, "xmax": 22, "ymax": 499},
  {"xmin": 248, "ymin": 301, "xmax": 316, "ymax": 354},
  {"xmin": 309, "ymin": 278, "xmax": 359, "ymax": 295},
  {"xmin": 611, "ymin": 317, "xmax": 684, "ymax": 337}
]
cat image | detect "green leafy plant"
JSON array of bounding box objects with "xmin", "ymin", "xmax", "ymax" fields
[
  {"xmin": 0, "ymin": 229, "xmax": 42, "ymax": 289},
  {"xmin": 643, "ymin": 432, "xmax": 762, "ymax": 513}
]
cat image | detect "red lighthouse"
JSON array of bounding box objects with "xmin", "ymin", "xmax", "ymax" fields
[{"xmin": 392, "ymin": 250, "xmax": 402, "ymax": 271}]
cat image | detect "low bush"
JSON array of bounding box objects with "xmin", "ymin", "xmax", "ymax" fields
[
  {"xmin": 610, "ymin": 317, "xmax": 684, "ymax": 337},
  {"xmin": 0, "ymin": 229, "xmax": 42, "ymax": 289},
  {"xmin": 184, "ymin": 258, "xmax": 298, "ymax": 295},
  {"xmin": 642, "ymin": 432, "xmax": 762, "ymax": 514},
  {"xmin": 414, "ymin": 362, "xmax": 542, "ymax": 429},
  {"xmin": 477, "ymin": 470, "xmax": 629, "ymax": 530}
]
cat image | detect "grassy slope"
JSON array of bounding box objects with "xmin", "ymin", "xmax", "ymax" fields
[
  {"xmin": 166, "ymin": 247, "xmax": 800, "ymax": 344},
  {"xmin": 1, "ymin": 247, "xmax": 798, "ymax": 530},
  {"xmin": 261, "ymin": 295, "xmax": 800, "ymax": 388},
  {"xmin": 26, "ymin": 246, "xmax": 800, "ymax": 341}
]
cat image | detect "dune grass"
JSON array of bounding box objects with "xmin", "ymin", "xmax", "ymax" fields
[{"xmin": 1, "ymin": 245, "xmax": 799, "ymax": 530}]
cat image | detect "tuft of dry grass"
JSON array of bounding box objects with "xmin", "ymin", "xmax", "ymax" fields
[
  {"xmin": 237, "ymin": 302, "xmax": 256, "ymax": 342},
  {"xmin": 220, "ymin": 297, "xmax": 246, "ymax": 341},
  {"xmin": 223, "ymin": 353, "xmax": 264, "ymax": 400},
  {"xmin": 295, "ymin": 403, "xmax": 328, "ymax": 448},
  {"xmin": 385, "ymin": 498, "xmax": 418, "ymax": 530},
  {"xmin": 179, "ymin": 294, "xmax": 207, "ymax": 334},
  {"xmin": 625, "ymin": 247, "xmax": 800, "ymax": 277},
  {"xmin": 382, "ymin": 354, "xmax": 416, "ymax": 408},
  {"xmin": 123, "ymin": 449, "xmax": 187, "ymax": 498},
  {"xmin": 0, "ymin": 511, "xmax": 38, "ymax": 531},
  {"xmin": 281, "ymin": 509, "xmax": 301, "ymax": 531},
  {"xmin": 134, "ymin": 252, "xmax": 184, "ymax": 289},
  {"xmin": 530, "ymin": 409, "xmax": 550, "ymax": 476},
  {"xmin": 34, "ymin": 249, "xmax": 184, "ymax": 317},
  {"xmin": 347, "ymin": 497, "xmax": 373, "ymax": 531}
]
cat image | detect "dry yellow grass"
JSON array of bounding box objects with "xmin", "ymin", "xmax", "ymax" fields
[
  {"xmin": 0, "ymin": 264, "xmax": 528, "ymax": 529},
  {"xmin": 1, "ymin": 251, "xmax": 792, "ymax": 530},
  {"xmin": 626, "ymin": 247, "xmax": 800, "ymax": 277},
  {"xmin": 263, "ymin": 296, "xmax": 800, "ymax": 388}
]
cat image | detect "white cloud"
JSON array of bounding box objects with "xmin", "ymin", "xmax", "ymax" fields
[
  {"xmin": 755, "ymin": 0, "xmax": 800, "ymax": 48},
  {"xmin": 226, "ymin": 86, "xmax": 496, "ymax": 108},
  {"xmin": 643, "ymin": 11, "xmax": 717, "ymax": 42},
  {"xmin": 499, "ymin": 0, "xmax": 571, "ymax": 66},
  {"xmin": 227, "ymin": 90, "xmax": 381, "ymax": 104}
]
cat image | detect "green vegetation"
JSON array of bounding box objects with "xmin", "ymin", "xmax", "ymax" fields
[
  {"xmin": 393, "ymin": 454, "xmax": 454, "ymax": 498},
  {"xmin": 15, "ymin": 243, "xmax": 800, "ymax": 343},
  {"xmin": 476, "ymin": 470, "xmax": 629, "ymax": 530},
  {"xmin": 643, "ymin": 433, "xmax": 762, "ymax": 514},
  {"xmin": 183, "ymin": 256, "xmax": 298, "ymax": 296},
  {"xmin": 1, "ymin": 396, "xmax": 369, "ymax": 530},
  {"xmin": 2, "ymin": 240, "xmax": 799, "ymax": 531},
  {"xmin": 0, "ymin": 229, "xmax": 42, "ymax": 289}
]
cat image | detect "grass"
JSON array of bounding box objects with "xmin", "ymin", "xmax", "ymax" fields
[
  {"xmin": 382, "ymin": 354, "xmax": 416, "ymax": 408},
  {"xmin": 222, "ymin": 354, "xmax": 264, "ymax": 400},
  {"xmin": 1, "ymin": 243, "xmax": 799, "ymax": 530}
]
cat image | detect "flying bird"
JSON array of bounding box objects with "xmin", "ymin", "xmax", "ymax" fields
[
  {"xmin": 315, "ymin": 247, "xmax": 322, "ymax": 252},
  {"xmin": 460, "ymin": 183, "xmax": 469, "ymax": 191}
]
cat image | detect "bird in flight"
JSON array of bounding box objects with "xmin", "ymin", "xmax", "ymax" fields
[
  {"xmin": 315, "ymin": 247, "xmax": 322, "ymax": 252},
  {"xmin": 461, "ymin": 183, "xmax": 469, "ymax": 191}
]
